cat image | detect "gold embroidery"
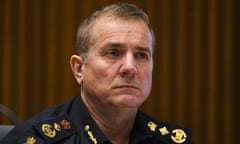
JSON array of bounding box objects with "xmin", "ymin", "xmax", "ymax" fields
[
  {"xmin": 24, "ymin": 137, "xmax": 36, "ymax": 144},
  {"xmin": 159, "ymin": 126, "xmax": 170, "ymax": 135},
  {"xmin": 41, "ymin": 124, "xmax": 56, "ymax": 138},
  {"xmin": 171, "ymin": 129, "xmax": 187, "ymax": 143},
  {"xmin": 84, "ymin": 125, "xmax": 98, "ymax": 144},
  {"xmin": 147, "ymin": 121, "xmax": 157, "ymax": 132}
]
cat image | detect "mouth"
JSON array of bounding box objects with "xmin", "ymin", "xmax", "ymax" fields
[{"xmin": 115, "ymin": 85, "xmax": 139, "ymax": 90}]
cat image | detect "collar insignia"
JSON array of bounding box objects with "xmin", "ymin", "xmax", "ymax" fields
[{"xmin": 84, "ymin": 124, "xmax": 98, "ymax": 144}]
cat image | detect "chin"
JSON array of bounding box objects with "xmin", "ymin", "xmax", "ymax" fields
[{"xmin": 113, "ymin": 94, "xmax": 143, "ymax": 108}]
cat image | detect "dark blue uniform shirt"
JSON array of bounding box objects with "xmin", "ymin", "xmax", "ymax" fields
[{"xmin": 1, "ymin": 96, "xmax": 194, "ymax": 144}]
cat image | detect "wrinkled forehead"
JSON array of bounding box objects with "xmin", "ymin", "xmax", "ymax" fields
[
  {"xmin": 91, "ymin": 15, "xmax": 153, "ymax": 48},
  {"xmin": 94, "ymin": 15, "xmax": 148, "ymax": 30}
]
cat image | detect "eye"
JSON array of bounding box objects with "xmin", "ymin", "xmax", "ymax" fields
[
  {"xmin": 106, "ymin": 49, "xmax": 121, "ymax": 57},
  {"xmin": 135, "ymin": 52, "xmax": 149, "ymax": 60}
]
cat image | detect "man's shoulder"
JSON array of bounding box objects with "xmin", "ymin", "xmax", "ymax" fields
[
  {"xmin": 1, "ymin": 96, "xmax": 79, "ymax": 144},
  {"xmin": 30, "ymin": 96, "xmax": 78, "ymax": 120},
  {"xmin": 2, "ymin": 115, "xmax": 78, "ymax": 144},
  {"xmin": 138, "ymin": 111, "xmax": 194, "ymax": 144}
]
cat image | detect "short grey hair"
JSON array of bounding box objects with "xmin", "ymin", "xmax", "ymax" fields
[{"xmin": 76, "ymin": 3, "xmax": 155, "ymax": 57}]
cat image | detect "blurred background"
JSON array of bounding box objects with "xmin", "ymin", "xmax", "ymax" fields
[{"xmin": 0, "ymin": 0, "xmax": 239, "ymax": 143}]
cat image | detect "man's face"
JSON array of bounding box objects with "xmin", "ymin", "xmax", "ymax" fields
[{"xmin": 81, "ymin": 17, "xmax": 153, "ymax": 108}]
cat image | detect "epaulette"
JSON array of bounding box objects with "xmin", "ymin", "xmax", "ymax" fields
[
  {"xmin": 32, "ymin": 115, "xmax": 78, "ymax": 143},
  {"xmin": 138, "ymin": 111, "xmax": 193, "ymax": 144},
  {"xmin": 146, "ymin": 120, "xmax": 193, "ymax": 144}
]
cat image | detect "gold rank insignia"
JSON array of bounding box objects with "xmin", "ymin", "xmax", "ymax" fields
[
  {"xmin": 159, "ymin": 126, "xmax": 170, "ymax": 135},
  {"xmin": 60, "ymin": 120, "xmax": 71, "ymax": 130},
  {"xmin": 54, "ymin": 122, "xmax": 61, "ymax": 132},
  {"xmin": 171, "ymin": 129, "xmax": 187, "ymax": 143},
  {"xmin": 41, "ymin": 124, "xmax": 56, "ymax": 138},
  {"xmin": 34, "ymin": 116, "xmax": 77, "ymax": 143},
  {"xmin": 24, "ymin": 137, "xmax": 36, "ymax": 144},
  {"xmin": 147, "ymin": 121, "xmax": 157, "ymax": 132}
]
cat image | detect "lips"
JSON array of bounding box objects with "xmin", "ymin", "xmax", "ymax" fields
[{"xmin": 114, "ymin": 85, "xmax": 139, "ymax": 90}]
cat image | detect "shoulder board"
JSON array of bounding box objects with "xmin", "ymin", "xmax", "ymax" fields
[
  {"xmin": 140, "ymin": 112, "xmax": 193, "ymax": 144},
  {"xmin": 33, "ymin": 115, "xmax": 78, "ymax": 143}
]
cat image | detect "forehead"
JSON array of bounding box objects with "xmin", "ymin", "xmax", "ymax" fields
[
  {"xmin": 91, "ymin": 16, "xmax": 153, "ymax": 51},
  {"xmin": 94, "ymin": 15, "xmax": 150, "ymax": 34}
]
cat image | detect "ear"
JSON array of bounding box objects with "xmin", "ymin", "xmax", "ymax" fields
[{"xmin": 70, "ymin": 55, "xmax": 85, "ymax": 85}]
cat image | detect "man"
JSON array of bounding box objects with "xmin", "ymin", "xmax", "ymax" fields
[{"xmin": 1, "ymin": 3, "xmax": 194, "ymax": 144}]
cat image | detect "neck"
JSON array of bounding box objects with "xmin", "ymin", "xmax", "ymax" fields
[{"xmin": 81, "ymin": 95, "xmax": 138, "ymax": 144}]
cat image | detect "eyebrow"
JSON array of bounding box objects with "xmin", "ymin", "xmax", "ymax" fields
[
  {"xmin": 103, "ymin": 42, "xmax": 152, "ymax": 54},
  {"xmin": 135, "ymin": 46, "xmax": 152, "ymax": 55},
  {"xmin": 105, "ymin": 43, "xmax": 124, "ymax": 48}
]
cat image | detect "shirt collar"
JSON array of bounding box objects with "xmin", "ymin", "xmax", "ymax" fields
[
  {"xmin": 69, "ymin": 96, "xmax": 110, "ymax": 144},
  {"xmin": 68, "ymin": 96, "xmax": 153, "ymax": 144},
  {"xmin": 129, "ymin": 111, "xmax": 153, "ymax": 143}
]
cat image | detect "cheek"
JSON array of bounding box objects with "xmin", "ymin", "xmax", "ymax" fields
[
  {"xmin": 83, "ymin": 60, "xmax": 116, "ymax": 85},
  {"xmin": 141, "ymin": 68, "xmax": 153, "ymax": 93}
]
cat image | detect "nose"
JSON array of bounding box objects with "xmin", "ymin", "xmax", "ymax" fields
[{"xmin": 119, "ymin": 54, "xmax": 137, "ymax": 78}]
